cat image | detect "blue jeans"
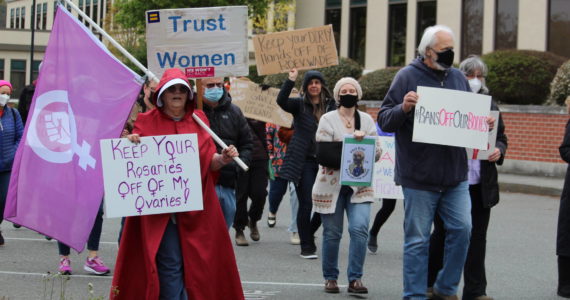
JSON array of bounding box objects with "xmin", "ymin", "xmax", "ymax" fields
[
  {"xmin": 58, "ymin": 203, "xmax": 104, "ymax": 256},
  {"xmin": 267, "ymin": 177, "xmax": 298, "ymax": 232},
  {"xmin": 0, "ymin": 171, "xmax": 11, "ymax": 224},
  {"xmin": 156, "ymin": 219, "xmax": 188, "ymax": 300},
  {"xmin": 402, "ymin": 181, "xmax": 472, "ymax": 299},
  {"xmin": 215, "ymin": 185, "xmax": 236, "ymax": 230},
  {"xmin": 321, "ymin": 186, "xmax": 371, "ymax": 282}
]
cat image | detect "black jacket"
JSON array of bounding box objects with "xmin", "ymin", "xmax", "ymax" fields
[
  {"xmin": 18, "ymin": 83, "xmax": 35, "ymax": 124},
  {"xmin": 203, "ymin": 90, "xmax": 253, "ymax": 189},
  {"xmin": 558, "ymin": 119, "xmax": 570, "ymax": 256},
  {"xmin": 276, "ymin": 79, "xmax": 335, "ymax": 185},
  {"xmin": 478, "ymin": 101, "xmax": 508, "ymax": 208},
  {"xmin": 247, "ymin": 118, "xmax": 269, "ymax": 161},
  {"xmin": 378, "ymin": 57, "xmax": 471, "ymax": 192}
]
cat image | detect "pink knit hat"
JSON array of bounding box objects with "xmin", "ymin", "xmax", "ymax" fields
[{"xmin": 0, "ymin": 80, "xmax": 13, "ymax": 93}]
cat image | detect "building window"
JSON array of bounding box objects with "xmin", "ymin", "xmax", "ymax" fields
[
  {"xmin": 78, "ymin": 0, "xmax": 84, "ymax": 22},
  {"xmin": 461, "ymin": 0, "xmax": 484, "ymax": 59},
  {"xmin": 10, "ymin": 8, "xmax": 14, "ymax": 28},
  {"xmin": 416, "ymin": 0, "xmax": 436, "ymax": 48},
  {"xmin": 16, "ymin": 7, "xmax": 20, "ymax": 29},
  {"xmin": 0, "ymin": 59, "xmax": 4, "ymax": 80},
  {"xmin": 548, "ymin": 0, "xmax": 570, "ymax": 57},
  {"xmin": 349, "ymin": 0, "xmax": 367, "ymax": 66},
  {"xmin": 36, "ymin": 3, "xmax": 42, "ymax": 30},
  {"xmin": 21, "ymin": 6, "xmax": 25, "ymax": 29},
  {"xmin": 85, "ymin": 0, "xmax": 91, "ymax": 27},
  {"xmin": 42, "ymin": 2, "xmax": 48, "ymax": 29},
  {"xmin": 325, "ymin": 0, "xmax": 341, "ymax": 53},
  {"xmin": 495, "ymin": 0, "xmax": 518, "ymax": 50},
  {"xmin": 10, "ymin": 60, "xmax": 26, "ymax": 99},
  {"xmin": 388, "ymin": 1, "xmax": 407, "ymax": 66},
  {"xmin": 93, "ymin": 0, "xmax": 98, "ymax": 24}
]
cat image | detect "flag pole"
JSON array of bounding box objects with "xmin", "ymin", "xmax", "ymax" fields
[{"xmin": 60, "ymin": 0, "xmax": 249, "ymax": 171}]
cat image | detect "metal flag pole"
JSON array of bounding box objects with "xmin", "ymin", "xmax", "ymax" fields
[{"xmin": 60, "ymin": 0, "xmax": 249, "ymax": 171}]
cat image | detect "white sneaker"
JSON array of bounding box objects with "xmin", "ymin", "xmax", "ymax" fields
[{"xmin": 290, "ymin": 232, "xmax": 300, "ymax": 245}]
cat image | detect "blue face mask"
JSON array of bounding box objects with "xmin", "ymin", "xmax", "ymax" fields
[{"xmin": 204, "ymin": 87, "xmax": 224, "ymax": 102}]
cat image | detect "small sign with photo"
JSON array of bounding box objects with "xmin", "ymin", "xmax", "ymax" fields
[{"xmin": 340, "ymin": 135, "xmax": 376, "ymax": 187}]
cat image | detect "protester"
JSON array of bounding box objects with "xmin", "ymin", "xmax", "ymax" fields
[
  {"xmin": 277, "ymin": 68, "xmax": 336, "ymax": 259},
  {"xmin": 427, "ymin": 55, "xmax": 508, "ymax": 300},
  {"xmin": 377, "ymin": 25, "xmax": 493, "ymax": 299},
  {"xmin": 233, "ymin": 118, "xmax": 269, "ymax": 246},
  {"xmin": 202, "ymin": 76, "xmax": 252, "ymax": 230},
  {"xmin": 111, "ymin": 68, "xmax": 244, "ymax": 300},
  {"xmin": 266, "ymin": 123, "xmax": 300, "ymax": 245},
  {"xmin": 557, "ymin": 96, "xmax": 570, "ymax": 298},
  {"xmin": 57, "ymin": 204, "xmax": 110, "ymax": 275},
  {"xmin": 312, "ymin": 77, "xmax": 379, "ymax": 294},
  {"xmin": 18, "ymin": 62, "xmax": 41, "ymax": 125},
  {"xmin": 0, "ymin": 80, "xmax": 24, "ymax": 246}
]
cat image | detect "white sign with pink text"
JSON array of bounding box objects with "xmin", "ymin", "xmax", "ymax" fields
[
  {"xmin": 413, "ymin": 86, "xmax": 491, "ymax": 150},
  {"xmin": 373, "ymin": 136, "xmax": 404, "ymax": 199}
]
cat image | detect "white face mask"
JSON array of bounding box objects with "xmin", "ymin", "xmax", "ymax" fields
[
  {"xmin": 468, "ymin": 78, "xmax": 482, "ymax": 93},
  {"xmin": 0, "ymin": 94, "xmax": 9, "ymax": 107}
]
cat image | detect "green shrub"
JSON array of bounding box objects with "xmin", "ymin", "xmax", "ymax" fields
[
  {"xmin": 359, "ymin": 67, "xmax": 402, "ymax": 100},
  {"xmin": 482, "ymin": 50, "xmax": 562, "ymax": 104},
  {"xmin": 247, "ymin": 64, "xmax": 266, "ymax": 85},
  {"xmin": 261, "ymin": 57, "xmax": 363, "ymax": 90},
  {"xmin": 549, "ymin": 59, "xmax": 570, "ymax": 105}
]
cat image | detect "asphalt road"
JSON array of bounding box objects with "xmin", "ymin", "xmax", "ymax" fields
[{"xmin": 0, "ymin": 191, "xmax": 565, "ymax": 300}]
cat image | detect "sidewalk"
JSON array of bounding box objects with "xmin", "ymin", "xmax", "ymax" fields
[{"xmin": 499, "ymin": 172, "xmax": 564, "ymax": 197}]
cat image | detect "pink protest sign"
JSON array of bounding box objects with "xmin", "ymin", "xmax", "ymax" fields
[
  {"xmin": 185, "ymin": 67, "xmax": 215, "ymax": 78},
  {"xmin": 4, "ymin": 6, "xmax": 142, "ymax": 252}
]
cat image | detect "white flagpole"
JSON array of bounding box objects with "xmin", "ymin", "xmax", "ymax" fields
[{"xmin": 61, "ymin": 0, "xmax": 249, "ymax": 171}]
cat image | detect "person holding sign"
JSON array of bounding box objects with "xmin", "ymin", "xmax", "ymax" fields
[
  {"xmin": 427, "ymin": 56, "xmax": 507, "ymax": 300},
  {"xmin": 111, "ymin": 68, "xmax": 244, "ymax": 300},
  {"xmin": 201, "ymin": 76, "xmax": 253, "ymax": 230},
  {"xmin": 312, "ymin": 77, "xmax": 380, "ymax": 295},
  {"xmin": 377, "ymin": 25, "xmax": 493, "ymax": 300},
  {"xmin": 277, "ymin": 68, "xmax": 336, "ymax": 259}
]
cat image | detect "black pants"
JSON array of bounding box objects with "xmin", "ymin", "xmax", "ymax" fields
[
  {"xmin": 296, "ymin": 160, "xmax": 321, "ymax": 253},
  {"xmin": 428, "ymin": 184, "xmax": 490, "ymax": 299},
  {"xmin": 369, "ymin": 198, "xmax": 396, "ymax": 236},
  {"xmin": 234, "ymin": 160, "xmax": 269, "ymax": 231},
  {"xmin": 559, "ymin": 255, "xmax": 570, "ymax": 297}
]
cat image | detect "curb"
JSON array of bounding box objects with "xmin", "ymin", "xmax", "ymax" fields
[{"xmin": 499, "ymin": 182, "xmax": 562, "ymax": 197}]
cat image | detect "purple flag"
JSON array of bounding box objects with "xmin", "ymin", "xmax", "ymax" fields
[{"xmin": 4, "ymin": 6, "xmax": 142, "ymax": 251}]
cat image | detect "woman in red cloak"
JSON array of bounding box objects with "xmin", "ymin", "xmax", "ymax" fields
[{"xmin": 110, "ymin": 68, "xmax": 245, "ymax": 300}]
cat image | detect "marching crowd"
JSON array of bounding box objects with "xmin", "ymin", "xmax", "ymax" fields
[{"xmin": 0, "ymin": 24, "xmax": 569, "ymax": 300}]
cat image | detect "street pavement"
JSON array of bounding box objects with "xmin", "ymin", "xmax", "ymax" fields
[{"xmin": 0, "ymin": 190, "xmax": 566, "ymax": 299}]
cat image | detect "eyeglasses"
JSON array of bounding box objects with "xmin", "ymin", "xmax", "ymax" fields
[
  {"xmin": 205, "ymin": 83, "xmax": 223, "ymax": 89},
  {"xmin": 166, "ymin": 85, "xmax": 189, "ymax": 93}
]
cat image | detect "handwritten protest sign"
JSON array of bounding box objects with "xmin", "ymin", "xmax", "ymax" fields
[
  {"xmin": 100, "ymin": 134, "xmax": 203, "ymax": 218},
  {"xmin": 146, "ymin": 6, "xmax": 248, "ymax": 79},
  {"xmin": 230, "ymin": 78, "xmax": 293, "ymax": 128},
  {"xmin": 253, "ymin": 25, "xmax": 338, "ymax": 75},
  {"xmin": 340, "ymin": 135, "xmax": 376, "ymax": 187},
  {"xmin": 465, "ymin": 111, "xmax": 500, "ymax": 160},
  {"xmin": 373, "ymin": 136, "xmax": 404, "ymax": 199},
  {"xmin": 413, "ymin": 86, "xmax": 491, "ymax": 149}
]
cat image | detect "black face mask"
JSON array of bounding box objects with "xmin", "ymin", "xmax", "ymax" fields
[
  {"xmin": 339, "ymin": 94, "xmax": 358, "ymax": 108},
  {"xmin": 434, "ymin": 48, "xmax": 454, "ymax": 69}
]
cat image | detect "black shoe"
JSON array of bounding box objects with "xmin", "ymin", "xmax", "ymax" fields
[
  {"xmin": 12, "ymin": 223, "xmax": 21, "ymax": 229},
  {"xmin": 45, "ymin": 235, "xmax": 52, "ymax": 241},
  {"xmin": 368, "ymin": 233, "xmax": 378, "ymax": 254},
  {"xmin": 0, "ymin": 231, "xmax": 4, "ymax": 246},
  {"xmin": 249, "ymin": 220, "xmax": 260, "ymax": 241},
  {"xmin": 300, "ymin": 251, "xmax": 318, "ymax": 259}
]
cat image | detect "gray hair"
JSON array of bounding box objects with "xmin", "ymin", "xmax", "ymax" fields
[
  {"xmin": 417, "ymin": 25, "xmax": 455, "ymax": 57},
  {"xmin": 459, "ymin": 55, "xmax": 489, "ymax": 94}
]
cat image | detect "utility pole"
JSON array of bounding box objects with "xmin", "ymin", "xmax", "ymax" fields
[{"xmin": 29, "ymin": 0, "xmax": 36, "ymax": 83}]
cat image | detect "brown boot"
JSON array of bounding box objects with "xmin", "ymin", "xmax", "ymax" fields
[
  {"xmin": 474, "ymin": 296, "xmax": 494, "ymax": 300},
  {"xmin": 348, "ymin": 279, "xmax": 368, "ymax": 294},
  {"xmin": 235, "ymin": 229, "xmax": 249, "ymax": 246},
  {"xmin": 249, "ymin": 220, "xmax": 260, "ymax": 241},
  {"xmin": 432, "ymin": 288, "xmax": 458, "ymax": 300},
  {"xmin": 324, "ymin": 280, "xmax": 339, "ymax": 293}
]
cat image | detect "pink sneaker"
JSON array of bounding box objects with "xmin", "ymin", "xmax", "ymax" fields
[
  {"xmin": 59, "ymin": 258, "xmax": 72, "ymax": 275},
  {"xmin": 84, "ymin": 256, "xmax": 110, "ymax": 275}
]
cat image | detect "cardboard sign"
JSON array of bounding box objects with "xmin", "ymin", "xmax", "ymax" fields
[
  {"xmin": 373, "ymin": 136, "xmax": 404, "ymax": 199},
  {"xmin": 465, "ymin": 111, "xmax": 500, "ymax": 160},
  {"xmin": 253, "ymin": 25, "xmax": 339, "ymax": 75},
  {"xmin": 146, "ymin": 6, "xmax": 249, "ymax": 79},
  {"xmin": 100, "ymin": 134, "xmax": 203, "ymax": 218},
  {"xmin": 340, "ymin": 135, "xmax": 376, "ymax": 186},
  {"xmin": 413, "ymin": 86, "xmax": 491, "ymax": 149},
  {"xmin": 230, "ymin": 78, "xmax": 293, "ymax": 128}
]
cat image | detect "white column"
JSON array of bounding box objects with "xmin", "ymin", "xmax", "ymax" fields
[
  {"xmin": 436, "ymin": 0, "xmax": 462, "ymax": 64},
  {"xmin": 339, "ymin": 0, "xmax": 350, "ymax": 57},
  {"xmin": 365, "ymin": 0, "xmax": 388, "ymax": 70},
  {"xmin": 295, "ymin": 0, "xmax": 325, "ymax": 29},
  {"xmin": 406, "ymin": 0, "xmax": 418, "ymax": 65},
  {"xmin": 482, "ymin": 0, "xmax": 495, "ymax": 54},
  {"xmin": 518, "ymin": 0, "xmax": 548, "ymax": 51}
]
